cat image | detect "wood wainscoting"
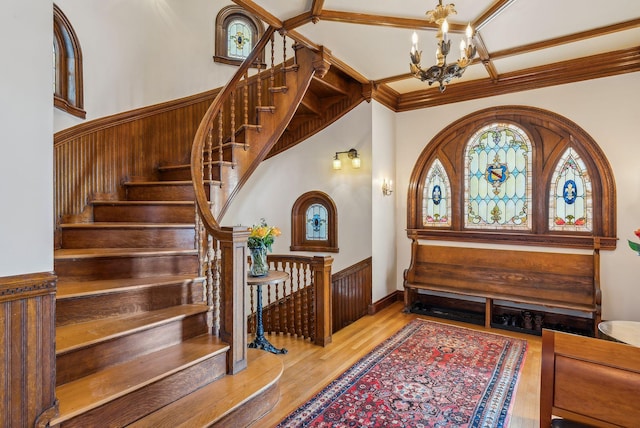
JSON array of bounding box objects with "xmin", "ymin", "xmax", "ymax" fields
[
  {"xmin": 53, "ymin": 88, "xmax": 222, "ymax": 228},
  {"xmin": 332, "ymin": 257, "xmax": 372, "ymax": 332},
  {"xmin": 0, "ymin": 272, "xmax": 57, "ymax": 427}
]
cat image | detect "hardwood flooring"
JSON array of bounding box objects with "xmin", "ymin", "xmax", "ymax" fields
[{"xmin": 252, "ymin": 301, "xmax": 541, "ymax": 427}]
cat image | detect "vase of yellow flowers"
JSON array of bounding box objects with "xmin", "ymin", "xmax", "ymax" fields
[{"xmin": 247, "ymin": 219, "xmax": 281, "ymax": 277}]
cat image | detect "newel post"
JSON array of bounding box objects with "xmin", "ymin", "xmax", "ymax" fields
[
  {"xmin": 312, "ymin": 255, "xmax": 333, "ymax": 346},
  {"xmin": 218, "ymin": 226, "xmax": 249, "ymax": 374}
]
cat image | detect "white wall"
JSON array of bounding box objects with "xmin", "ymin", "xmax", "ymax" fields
[
  {"xmin": 222, "ymin": 102, "xmax": 373, "ymax": 275},
  {"xmin": 371, "ymin": 101, "xmax": 397, "ymax": 302},
  {"xmin": 53, "ymin": 0, "xmax": 238, "ymax": 132},
  {"xmin": 395, "ymin": 72, "xmax": 640, "ymax": 321},
  {"xmin": 0, "ymin": 1, "xmax": 53, "ymax": 277}
]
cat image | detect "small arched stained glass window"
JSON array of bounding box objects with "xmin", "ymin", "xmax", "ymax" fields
[
  {"xmin": 549, "ymin": 147, "xmax": 593, "ymax": 231},
  {"xmin": 306, "ymin": 203, "xmax": 328, "ymax": 240},
  {"xmin": 214, "ymin": 6, "xmax": 264, "ymax": 67},
  {"xmin": 227, "ymin": 18, "xmax": 252, "ymax": 59},
  {"xmin": 464, "ymin": 123, "xmax": 532, "ymax": 230},
  {"xmin": 423, "ymin": 158, "xmax": 451, "ymax": 227}
]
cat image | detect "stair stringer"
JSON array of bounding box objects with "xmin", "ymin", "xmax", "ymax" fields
[{"xmin": 190, "ymin": 38, "xmax": 331, "ymax": 234}]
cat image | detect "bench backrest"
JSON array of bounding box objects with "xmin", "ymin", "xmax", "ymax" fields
[
  {"xmin": 405, "ymin": 244, "xmax": 598, "ymax": 311},
  {"xmin": 540, "ymin": 329, "xmax": 640, "ymax": 427}
]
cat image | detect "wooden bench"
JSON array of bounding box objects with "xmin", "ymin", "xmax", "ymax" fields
[
  {"xmin": 403, "ymin": 240, "xmax": 602, "ymax": 335},
  {"xmin": 541, "ymin": 329, "xmax": 640, "ymax": 427}
]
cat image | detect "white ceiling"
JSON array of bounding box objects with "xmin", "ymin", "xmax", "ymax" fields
[{"xmin": 248, "ymin": 0, "xmax": 640, "ymax": 94}]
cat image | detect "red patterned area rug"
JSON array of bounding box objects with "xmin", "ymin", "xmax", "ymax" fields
[{"xmin": 276, "ymin": 319, "xmax": 527, "ymax": 428}]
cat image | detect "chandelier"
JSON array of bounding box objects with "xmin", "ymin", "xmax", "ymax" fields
[{"xmin": 410, "ymin": 0, "xmax": 476, "ymax": 92}]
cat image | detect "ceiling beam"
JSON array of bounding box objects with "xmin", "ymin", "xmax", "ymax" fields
[
  {"xmin": 311, "ymin": 0, "xmax": 324, "ymax": 21},
  {"xmin": 283, "ymin": 12, "xmax": 314, "ymax": 31},
  {"xmin": 232, "ymin": 0, "xmax": 283, "ymax": 28},
  {"xmin": 473, "ymin": 0, "xmax": 518, "ymax": 32},
  {"xmin": 319, "ymin": 10, "xmax": 451, "ymax": 31},
  {"xmin": 490, "ymin": 18, "xmax": 640, "ymax": 60},
  {"xmin": 474, "ymin": 33, "xmax": 499, "ymax": 82}
]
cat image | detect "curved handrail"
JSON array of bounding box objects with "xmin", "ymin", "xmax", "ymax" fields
[{"xmin": 190, "ymin": 26, "xmax": 277, "ymax": 241}]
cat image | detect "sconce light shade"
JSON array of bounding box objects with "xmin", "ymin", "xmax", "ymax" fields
[
  {"xmin": 332, "ymin": 148, "xmax": 360, "ymax": 170},
  {"xmin": 332, "ymin": 156, "xmax": 342, "ymax": 170}
]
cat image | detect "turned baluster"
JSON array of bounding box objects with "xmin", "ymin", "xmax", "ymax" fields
[
  {"xmin": 212, "ymin": 243, "xmax": 221, "ymax": 336},
  {"xmin": 269, "ymin": 33, "xmax": 275, "ymax": 104},
  {"xmin": 281, "ymin": 31, "xmax": 287, "ymax": 86}
]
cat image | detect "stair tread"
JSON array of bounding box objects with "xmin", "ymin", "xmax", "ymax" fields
[
  {"xmin": 55, "ymin": 247, "xmax": 197, "ymax": 259},
  {"xmin": 56, "ymin": 304, "xmax": 208, "ymax": 355},
  {"xmin": 60, "ymin": 222, "xmax": 194, "ymax": 229},
  {"xmin": 53, "ymin": 334, "xmax": 228, "ymax": 424},
  {"xmin": 129, "ymin": 348, "xmax": 283, "ymax": 428},
  {"xmin": 57, "ymin": 275, "xmax": 204, "ymax": 299}
]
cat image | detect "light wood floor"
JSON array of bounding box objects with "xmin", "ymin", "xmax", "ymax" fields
[{"xmin": 253, "ymin": 301, "xmax": 541, "ymax": 428}]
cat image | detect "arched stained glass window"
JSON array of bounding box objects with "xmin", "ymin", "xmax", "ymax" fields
[
  {"xmin": 227, "ymin": 18, "xmax": 253, "ymax": 59},
  {"xmin": 549, "ymin": 147, "xmax": 593, "ymax": 232},
  {"xmin": 423, "ymin": 158, "xmax": 451, "ymax": 227},
  {"xmin": 407, "ymin": 106, "xmax": 617, "ymax": 249},
  {"xmin": 464, "ymin": 123, "xmax": 532, "ymax": 230},
  {"xmin": 306, "ymin": 203, "xmax": 328, "ymax": 240},
  {"xmin": 291, "ymin": 191, "xmax": 338, "ymax": 253},
  {"xmin": 214, "ymin": 6, "xmax": 265, "ymax": 66}
]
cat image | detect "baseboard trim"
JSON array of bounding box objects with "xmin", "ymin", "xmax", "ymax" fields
[{"xmin": 368, "ymin": 290, "xmax": 403, "ymax": 315}]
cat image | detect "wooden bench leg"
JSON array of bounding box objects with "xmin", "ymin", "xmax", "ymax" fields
[{"xmin": 485, "ymin": 298, "xmax": 493, "ymax": 328}]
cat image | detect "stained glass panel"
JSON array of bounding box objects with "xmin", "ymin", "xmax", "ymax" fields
[
  {"xmin": 227, "ymin": 19, "xmax": 252, "ymax": 59},
  {"xmin": 464, "ymin": 123, "xmax": 532, "ymax": 230},
  {"xmin": 549, "ymin": 147, "xmax": 592, "ymax": 231},
  {"xmin": 306, "ymin": 203, "xmax": 328, "ymax": 240},
  {"xmin": 423, "ymin": 158, "xmax": 451, "ymax": 227}
]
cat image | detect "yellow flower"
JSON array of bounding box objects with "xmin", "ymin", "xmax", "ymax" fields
[{"xmin": 247, "ymin": 219, "xmax": 279, "ymax": 251}]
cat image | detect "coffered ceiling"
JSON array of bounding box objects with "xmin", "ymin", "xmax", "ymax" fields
[{"xmin": 234, "ymin": 0, "xmax": 640, "ymax": 110}]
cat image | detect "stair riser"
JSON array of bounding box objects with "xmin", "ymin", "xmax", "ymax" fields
[
  {"xmin": 125, "ymin": 183, "xmax": 211, "ymax": 201},
  {"xmin": 159, "ymin": 166, "xmax": 222, "ymax": 182},
  {"xmin": 60, "ymin": 227, "xmax": 196, "ymax": 249},
  {"xmin": 55, "ymin": 254, "xmax": 198, "ymax": 281},
  {"xmin": 56, "ymin": 311, "xmax": 209, "ymax": 386},
  {"xmin": 56, "ymin": 282, "xmax": 205, "ymax": 326},
  {"xmin": 93, "ymin": 204, "xmax": 195, "ymax": 223},
  {"xmin": 58, "ymin": 351, "xmax": 226, "ymax": 427}
]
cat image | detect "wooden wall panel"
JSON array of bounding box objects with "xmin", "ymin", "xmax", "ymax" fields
[
  {"xmin": 53, "ymin": 89, "xmax": 221, "ymax": 226},
  {"xmin": 331, "ymin": 257, "xmax": 372, "ymax": 332},
  {"xmin": 0, "ymin": 272, "xmax": 57, "ymax": 427}
]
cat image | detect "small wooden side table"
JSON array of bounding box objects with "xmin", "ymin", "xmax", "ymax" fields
[
  {"xmin": 598, "ymin": 320, "xmax": 640, "ymax": 347},
  {"xmin": 247, "ymin": 270, "xmax": 289, "ymax": 354}
]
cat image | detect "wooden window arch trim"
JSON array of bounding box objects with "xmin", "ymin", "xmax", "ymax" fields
[
  {"xmin": 291, "ymin": 191, "xmax": 339, "ymax": 253},
  {"xmin": 53, "ymin": 4, "xmax": 85, "ymax": 119},
  {"xmin": 406, "ymin": 105, "xmax": 616, "ymax": 250},
  {"xmin": 214, "ymin": 5, "xmax": 265, "ymax": 67}
]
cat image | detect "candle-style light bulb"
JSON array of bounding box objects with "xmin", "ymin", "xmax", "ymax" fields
[
  {"xmin": 459, "ymin": 39, "xmax": 466, "ymax": 59},
  {"xmin": 466, "ymin": 23, "xmax": 473, "ymax": 44},
  {"xmin": 442, "ymin": 19, "xmax": 448, "ymax": 43},
  {"xmin": 411, "ymin": 31, "xmax": 419, "ymax": 55}
]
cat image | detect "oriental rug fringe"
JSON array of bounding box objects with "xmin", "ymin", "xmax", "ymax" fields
[{"xmin": 276, "ymin": 319, "xmax": 527, "ymax": 428}]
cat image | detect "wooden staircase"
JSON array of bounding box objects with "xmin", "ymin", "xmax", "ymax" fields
[{"xmin": 51, "ymin": 29, "xmax": 327, "ymax": 426}]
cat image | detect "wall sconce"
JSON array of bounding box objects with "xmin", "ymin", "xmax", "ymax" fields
[
  {"xmin": 382, "ymin": 179, "xmax": 393, "ymax": 196},
  {"xmin": 332, "ymin": 148, "xmax": 360, "ymax": 170}
]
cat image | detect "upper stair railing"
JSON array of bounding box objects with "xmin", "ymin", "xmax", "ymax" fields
[{"xmin": 190, "ymin": 27, "xmax": 331, "ymax": 374}]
